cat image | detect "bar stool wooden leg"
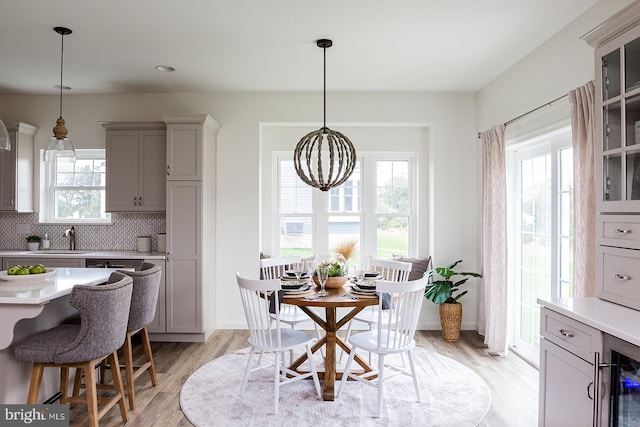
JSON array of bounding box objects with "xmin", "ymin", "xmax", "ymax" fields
[
  {"xmin": 26, "ymin": 365, "xmax": 44, "ymax": 404},
  {"xmin": 123, "ymin": 332, "xmax": 136, "ymax": 410},
  {"xmin": 141, "ymin": 327, "xmax": 157, "ymax": 385},
  {"xmin": 83, "ymin": 360, "xmax": 99, "ymax": 427},
  {"xmin": 109, "ymin": 351, "xmax": 128, "ymax": 423}
]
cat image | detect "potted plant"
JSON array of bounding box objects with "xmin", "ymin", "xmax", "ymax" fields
[
  {"xmin": 26, "ymin": 235, "xmax": 41, "ymax": 251},
  {"xmin": 313, "ymin": 254, "xmax": 349, "ymax": 289},
  {"xmin": 424, "ymin": 259, "xmax": 482, "ymax": 342}
]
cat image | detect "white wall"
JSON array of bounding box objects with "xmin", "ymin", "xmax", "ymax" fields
[
  {"xmin": 477, "ymin": 0, "xmax": 635, "ymax": 131},
  {"xmin": 0, "ymin": 90, "xmax": 480, "ymax": 330}
]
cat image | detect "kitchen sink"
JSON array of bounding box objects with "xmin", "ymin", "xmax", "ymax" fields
[{"xmin": 20, "ymin": 250, "xmax": 92, "ymax": 255}]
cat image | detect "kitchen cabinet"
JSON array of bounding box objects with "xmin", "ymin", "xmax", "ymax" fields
[
  {"xmin": 583, "ymin": 2, "xmax": 640, "ymax": 311},
  {"xmin": 538, "ymin": 307, "xmax": 604, "ymax": 426},
  {"xmin": 102, "ymin": 122, "xmax": 166, "ymax": 212},
  {"xmin": 156, "ymin": 114, "xmax": 219, "ymax": 341},
  {"xmin": 0, "ymin": 122, "xmax": 38, "ymax": 212},
  {"xmin": 2, "ymin": 257, "xmax": 85, "ymax": 269},
  {"xmin": 145, "ymin": 258, "xmax": 167, "ymax": 333}
]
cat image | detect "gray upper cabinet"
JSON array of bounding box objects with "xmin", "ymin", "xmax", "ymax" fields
[
  {"xmin": 103, "ymin": 122, "xmax": 166, "ymax": 212},
  {"xmin": 0, "ymin": 123, "xmax": 38, "ymax": 212}
]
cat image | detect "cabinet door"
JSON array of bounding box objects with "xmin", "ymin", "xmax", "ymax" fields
[
  {"xmin": 0, "ymin": 148, "xmax": 15, "ymax": 210},
  {"xmin": 138, "ymin": 130, "xmax": 166, "ymax": 211},
  {"xmin": 3, "ymin": 257, "xmax": 85, "ymax": 269},
  {"xmin": 106, "ymin": 131, "xmax": 139, "ymax": 212},
  {"xmin": 166, "ymin": 181, "xmax": 202, "ymax": 332},
  {"xmin": 539, "ymin": 339, "xmax": 596, "ymax": 427},
  {"xmin": 595, "ymin": 25, "xmax": 640, "ymax": 213},
  {"xmin": 166, "ymin": 125, "xmax": 202, "ymax": 180},
  {"xmin": 145, "ymin": 258, "xmax": 166, "ymax": 333}
]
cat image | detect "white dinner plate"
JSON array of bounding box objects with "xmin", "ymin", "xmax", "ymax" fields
[
  {"xmin": 350, "ymin": 286, "xmax": 377, "ymax": 295},
  {"xmin": 282, "ymin": 285, "xmax": 311, "ymax": 295},
  {"xmin": 0, "ymin": 268, "xmax": 56, "ymax": 282}
]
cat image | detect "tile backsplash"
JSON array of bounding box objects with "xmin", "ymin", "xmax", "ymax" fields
[{"xmin": 0, "ymin": 212, "xmax": 166, "ymax": 252}]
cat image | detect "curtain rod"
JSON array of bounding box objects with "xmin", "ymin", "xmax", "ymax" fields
[{"xmin": 477, "ymin": 93, "xmax": 569, "ymax": 138}]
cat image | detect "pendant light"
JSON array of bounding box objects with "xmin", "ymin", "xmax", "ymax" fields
[
  {"xmin": 0, "ymin": 119, "xmax": 10, "ymax": 151},
  {"xmin": 43, "ymin": 26, "xmax": 75, "ymax": 162},
  {"xmin": 293, "ymin": 39, "xmax": 356, "ymax": 192}
]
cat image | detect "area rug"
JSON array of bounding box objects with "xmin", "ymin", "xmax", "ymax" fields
[{"xmin": 180, "ymin": 346, "xmax": 490, "ymax": 427}]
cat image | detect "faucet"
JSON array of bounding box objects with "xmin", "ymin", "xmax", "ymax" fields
[{"xmin": 63, "ymin": 226, "xmax": 76, "ymax": 251}]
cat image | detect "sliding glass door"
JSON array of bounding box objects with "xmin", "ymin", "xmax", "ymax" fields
[{"xmin": 509, "ymin": 126, "xmax": 573, "ymax": 364}]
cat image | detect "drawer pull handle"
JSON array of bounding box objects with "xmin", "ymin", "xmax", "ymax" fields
[
  {"xmin": 615, "ymin": 228, "xmax": 632, "ymax": 234},
  {"xmin": 615, "ymin": 274, "xmax": 631, "ymax": 281},
  {"xmin": 587, "ymin": 381, "xmax": 593, "ymax": 400},
  {"xmin": 559, "ymin": 329, "xmax": 574, "ymax": 338}
]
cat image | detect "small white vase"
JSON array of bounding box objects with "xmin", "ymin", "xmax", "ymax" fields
[{"xmin": 27, "ymin": 242, "xmax": 40, "ymax": 251}]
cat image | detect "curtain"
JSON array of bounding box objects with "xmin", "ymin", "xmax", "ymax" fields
[
  {"xmin": 478, "ymin": 125, "xmax": 508, "ymax": 355},
  {"xmin": 569, "ymin": 81, "xmax": 596, "ymax": 297}
]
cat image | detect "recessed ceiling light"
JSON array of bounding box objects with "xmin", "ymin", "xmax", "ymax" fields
[
  {"xmin": 155, "ymin": 65, "xmax": 175, "ymax": 72},
  {"xmin": 54, "ymin": 85, "xmax": 72, "ymax": 90}
]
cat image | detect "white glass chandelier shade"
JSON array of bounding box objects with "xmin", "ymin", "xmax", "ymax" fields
[
  {"xmin": 0, "ymin": 119, "xmax": 10, "ymax": 151},
  {"xmin": 44, "ymin": 26, "xmax": 75, "ymax": 162}
]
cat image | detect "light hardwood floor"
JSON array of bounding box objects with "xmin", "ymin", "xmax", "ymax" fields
[{"xmin": 68, "ymin": 330, "xmax": 538, "ymax": 426}]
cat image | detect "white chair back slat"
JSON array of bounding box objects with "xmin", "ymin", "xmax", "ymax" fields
[
  {"xmin": 371, "ymin": 258, "xmax": 412, "ymax": 282},
  {"xmin": 376, "ymin": 276, "xmax": 427, "ymax": 352},
  {"xmin": 237, "ymin": 274, "xmax": 282, "ymax": 349},
  {"xmin": 260, "ymin": 256, "xmax": 301, "ymax": 280}
]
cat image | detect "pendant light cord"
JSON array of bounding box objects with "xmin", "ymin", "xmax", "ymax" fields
[
  {"xmin": 323, "ymin": 44, "xmax": 326, "ymax": 129},
  {"xmin": 59, "ymin": 31, "xmax": 64, "ymax": 118}
]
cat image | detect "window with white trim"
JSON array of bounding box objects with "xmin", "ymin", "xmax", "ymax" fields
[
  {"xmin": 275, "ymin": 152, "xmax": 416, "ymax": 264},
  {"xmin": 43, "ymin": 149, "xmax": 111, "ymax": 223}
]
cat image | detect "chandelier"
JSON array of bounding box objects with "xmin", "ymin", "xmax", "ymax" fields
[
  {"xmin": 43, "ymin": 26, "xmax": 76, "ymax": 161},
  {"xmin": 293, "ymin": 39, "xmax": 356, "ymax": 192}
]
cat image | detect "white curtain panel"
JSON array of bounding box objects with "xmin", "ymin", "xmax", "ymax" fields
[
  {"xmin": 478, "ymin": 125, "xmax": 508, "ymax": 355},
  {"xmin": 569, "ymin": 81, "xmax": 596, "ymax": 297}
]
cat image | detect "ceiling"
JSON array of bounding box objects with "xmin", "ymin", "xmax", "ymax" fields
[{"xmin": 0, "ymin": 0, "xmax": 600, "ymax": 95}]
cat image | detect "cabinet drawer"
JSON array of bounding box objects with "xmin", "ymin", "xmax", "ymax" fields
[
  {"xmin": 599, "ymin": 215, "xmax": 640, "ymax": 250},
  {"xmin": 597, "ymin": 246, "xmax": 640, "ymax": 311},
  {"xmin": 540, "ymin": 307, "xmax": 601, "ymax": 362}
]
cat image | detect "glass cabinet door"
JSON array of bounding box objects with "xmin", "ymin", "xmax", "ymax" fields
[
  {"xmin": 603, "ymin": 49, "xmax": 621, "ymax": 101},
  {"xmin": 598, "ymin": 31, "xmax": 640, "ymax": 209}
]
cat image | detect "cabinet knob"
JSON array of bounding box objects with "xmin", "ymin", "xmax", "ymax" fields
[
  {"xmin": 615, "ymin": 228, "xmax": 632, "ymax": 234},
  {"xmin": 559, "ymin": 329, "xmax": 574, "ymax": 338},
  {"xmin": 615, "ymin": 274, "xmax": 631, "ymax": 281},
  {"xmin": 166, "ymin": 165, "xmax": 171, "ymax": 175}
]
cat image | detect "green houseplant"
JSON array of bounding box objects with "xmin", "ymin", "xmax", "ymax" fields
[
  {"xmin": 26, "ymin": 235, "xmax": 41, "ymax": 251},
  {"xmin": 424, "ymin": 259, "xmax": 482, "ymax": 342}
]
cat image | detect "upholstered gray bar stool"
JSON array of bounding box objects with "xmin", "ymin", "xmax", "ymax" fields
[
  {"xmin": 14, "ymin": 272, "xmax": 133, "ymax": 427},
  {"xmin": 116, "ymin": 262, "xmax": 162, "ymax": 410}
]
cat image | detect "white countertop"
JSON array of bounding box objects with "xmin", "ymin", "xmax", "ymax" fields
[
  {"xmin": 538, "ymin": 297, "xmax": 640, "ymax": 348},
  {"xmin": 0, "ymin": 268, "xmax": 117, "ymax": 304},
  {"xmin": 0, "ymin": 250, "xmax": 166, "ymax": 259}
]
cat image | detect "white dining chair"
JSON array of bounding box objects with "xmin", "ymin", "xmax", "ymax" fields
[
  {"xmin": 337, "ymin": 275, "xmax": 427, "ymax": 417},
  {"xmin": 236, "ymin": 273, "xmax": 322, "ymax": 415},
  {"xmin": 341, "ymin": 257, "xmax": 412, "ymax": 363},
  {"xmin": 260, "ymin": 256, "xmax": 322, "ymax": 352}
]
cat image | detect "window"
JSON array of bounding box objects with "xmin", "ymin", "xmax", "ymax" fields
[
  {"xmin": 43, "ymin": 149, "xmax": 111, "ymax": 223},
  {"xmin": 275, "ymin": 153, "xmax": 416, "ymax": 264},
  {"xmin": 508, "ymin": 126, "xmax": 573, "ymax": 364}
]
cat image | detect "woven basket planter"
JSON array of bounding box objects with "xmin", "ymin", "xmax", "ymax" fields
[
  {"xmin": 312, "ymin": 275, "xmax": 348, "ymax": 289},
  {"xmin": 439, "ymin": 302, "xmax": 462, "ymax": 342}
]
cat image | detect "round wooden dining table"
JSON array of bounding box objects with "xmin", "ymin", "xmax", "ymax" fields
[{"xmin": 283, "ymin": 284, "xmax": 378, "ymax": 401}]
